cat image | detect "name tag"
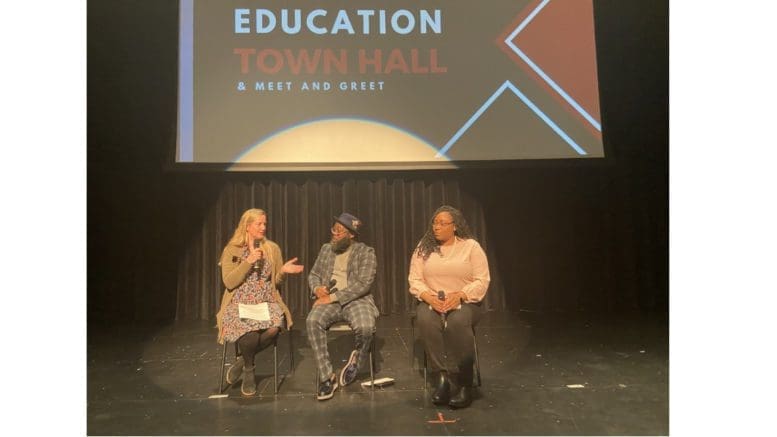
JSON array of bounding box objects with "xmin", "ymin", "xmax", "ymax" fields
[{"xmin": 238, "ymin": 302, "xmax": 270, "ymax": 321}]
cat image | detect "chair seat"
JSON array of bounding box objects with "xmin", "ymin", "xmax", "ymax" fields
[{"xmin": 329, "ymin": 322, "xmax": 353, "ymax": 332}]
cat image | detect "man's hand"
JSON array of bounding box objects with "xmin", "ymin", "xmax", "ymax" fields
[
  {"xmin": 313, "ymin": 294, "xmax": 332, "ymax": 306},
  {"xmin": 313, "ymin": 286, "xmax": 329, "ymax": 299}
]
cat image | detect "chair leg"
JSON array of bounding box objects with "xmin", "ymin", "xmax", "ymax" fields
[
  {"xmin": 218, "ymin": 342, "xmax": 228, "ymax": 394},
  {"xmin": 369, "ymin": 340, "xmax": 375, "ymax": 391},
  {"xmin": 273, "ymin": 342, "xmax": 278, "ymax": 394},
  {"xmin": 412, "ymin": 315, "xmax": 428, "ymax": 389},
  {"xmin": 288, "ymin": 328, "xmax": 295, "ymax": 375},
  {"xmin": 423, "ymin": 350, "xmax": 428, "ymax": 388},
  {"xmin": 473, "ymin": 327, "xmax": 481, "ymax": 387},
  {"xmin": 410, "ymin": 316, "xmax": 415, "ymax": 369}
]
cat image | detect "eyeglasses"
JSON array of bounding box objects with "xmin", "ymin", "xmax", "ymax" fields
[
  {"xmin": 331, "ymin": 226, "xmax": 348, "ymax": 235},
  {"xmin": 432, "ymin": 221, "xmax": 453, "ymax": 227}
]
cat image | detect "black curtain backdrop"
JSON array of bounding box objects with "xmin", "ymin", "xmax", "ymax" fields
[
  {"xmin": 87, "ymin": 0, "xmax": 668, "ymax": 325},
  {"xmin": 174, "ymin": 177, "xmax": 505, "ymax": 320}
]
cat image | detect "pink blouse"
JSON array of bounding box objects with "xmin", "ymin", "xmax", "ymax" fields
[{"xmin": 408, "ymin": 237, "xmax": 491, "ymax": 303}]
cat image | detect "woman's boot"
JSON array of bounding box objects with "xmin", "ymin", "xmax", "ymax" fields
[
  {"xmin": 225, "ymin": 355, "xmax": 244, "ymax": 385},
  {"xmin": 431, "ymin": 371, "xmax": 450, "ymax": 405},
  {"xmin": 241, "ymin": 365, "xmax": 256, "ymax": 396},
  {"xmin": 449, "ymin": 364, "xmax": 473, "ymax": 408}
]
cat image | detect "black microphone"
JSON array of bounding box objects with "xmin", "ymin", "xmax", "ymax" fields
[
  {"xmin": 253, "ymin": 239, "xmax": 264, "ymax": 270},
  {"xmin": 437, "ymin": 290, "xmax": 447, "ymax": 327}
]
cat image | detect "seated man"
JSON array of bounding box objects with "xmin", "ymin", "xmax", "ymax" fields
[{"xmin": 307, "ymin": 212, "xmax": 379, "ymax": 401}]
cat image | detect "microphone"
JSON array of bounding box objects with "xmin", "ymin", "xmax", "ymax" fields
[
  {"xmin": 253, "ymin": 239, "xmax": 264, "ymax": 270},
  {"xmin": 437, "ymin": 290, "xmax": 447, "ymax": 328}
]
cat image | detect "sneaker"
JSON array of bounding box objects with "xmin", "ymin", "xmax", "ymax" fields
[
  {"xmin": 339, "ymin": 350, "xmax": 359, "ymax": 386},
  {"xmin": 317, "ymin": 375, "xmax": 338, "ymax": 401},
  {"xmin": 225, "ymin": 356, "xmax": 244, "ymax": 384}
]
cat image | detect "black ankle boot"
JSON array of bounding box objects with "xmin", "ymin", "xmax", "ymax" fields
[
  {"xmin": 431, "ymin": 371, "xmax": 450, "ymax": 405},
  {"xmin": 449, "ymin": 365, "xmax": 474, "ymax": 408},
  {"xmin": 449, "ymin": 385, "xmax": 472, "ymax": 408}
]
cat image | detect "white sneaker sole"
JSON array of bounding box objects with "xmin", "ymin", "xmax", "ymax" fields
[{"xmin": 339, "ymin": 350, "xmax": 360, "ymax": 386}]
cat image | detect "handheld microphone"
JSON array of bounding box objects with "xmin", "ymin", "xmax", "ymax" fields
[
  {"xmin": 437, "ymin": 290, "xmax": 447, "ymax": 327},
  {"xmin": 253, "ymin": 239, "xmax": 264, "ymax": 270}
]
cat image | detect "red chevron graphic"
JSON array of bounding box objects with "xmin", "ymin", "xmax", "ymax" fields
[{"xmin": 497, "ymin": 0, "xmax": 602, "ymax": 138}]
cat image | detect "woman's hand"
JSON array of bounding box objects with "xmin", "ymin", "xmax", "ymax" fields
[
  {"xmin": 245, "ymin": 244, "xmax": 264, "ymax": 264},
  {"xmin": 442, "ymin": 291, "xmax": 466, "ymax": 312},
  {"xmin": 422, "ymin": 291, "xmax": 447, "ymax": 313},
  {"xmin": 281, "ymin": 257, "xmax": 304, "ymax": 274}
]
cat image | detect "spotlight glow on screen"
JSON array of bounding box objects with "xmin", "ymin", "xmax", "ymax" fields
[{"xmin": 177, "ymin": 0, "xmax": 604, "ymax": 171}]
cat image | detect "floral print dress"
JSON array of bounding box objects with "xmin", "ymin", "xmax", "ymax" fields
[{"xmin": 221, "ymin": 250, "xmax": 284, "ymax": 342}]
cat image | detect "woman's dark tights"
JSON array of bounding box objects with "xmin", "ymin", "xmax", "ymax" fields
[{"xmin": 237, "ymin": 327, "xmax": 280, "ymax": 368}]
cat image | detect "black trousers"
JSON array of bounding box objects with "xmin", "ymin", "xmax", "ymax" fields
[{"xmin": 416, "ymin": 301, "xmax": 482, "ymax": 383}]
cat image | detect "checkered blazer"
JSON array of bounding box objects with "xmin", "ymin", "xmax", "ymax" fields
[{"xmin": 308, "ymin": 241, "xmax": 378, "ymax": 307}]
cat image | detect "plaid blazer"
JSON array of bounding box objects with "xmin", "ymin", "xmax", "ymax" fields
[{"xmin": 308, "ymin": 241, "xmax": 378, "ymax": 307}]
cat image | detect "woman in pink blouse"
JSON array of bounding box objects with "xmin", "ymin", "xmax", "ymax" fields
[{"xmin": 409, "ymin": 205, "xmax": 491, "ymax": 409}]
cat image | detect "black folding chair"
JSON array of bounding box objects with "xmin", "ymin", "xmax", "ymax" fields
[
  {"xmin": 314, "ymin": 322, "xmax": 375, "ymax": 393},
  {"xmin": 410, "ymin": 314, "xmax": 481, "ymax": 387},
  {"xmin": 217, "ymin": 327, "xmax": 294, "ymax": 395}
]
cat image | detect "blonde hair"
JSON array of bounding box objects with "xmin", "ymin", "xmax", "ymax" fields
[{"xmin": 226, "ymin": 208, "xmax": 285, "ymax": 289}]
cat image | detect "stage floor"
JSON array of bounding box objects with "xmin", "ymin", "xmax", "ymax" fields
[{"xmin": 87, "ymin": 311, "xmax": 668, "ymax": 435}]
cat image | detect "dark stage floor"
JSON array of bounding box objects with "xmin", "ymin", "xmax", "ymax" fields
[{"xmin": 87, "ymin": 311, "xmax": 668, "ymax": 435}]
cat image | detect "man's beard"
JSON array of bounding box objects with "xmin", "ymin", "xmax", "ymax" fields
[{"xmin": 331, "ymin": 236, "xmax": 353, "ymax": 253}]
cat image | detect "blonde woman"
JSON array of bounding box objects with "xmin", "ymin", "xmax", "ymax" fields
[{"xmin": 216, "ymin": 208, "xmax": 304, "ymax": 396}]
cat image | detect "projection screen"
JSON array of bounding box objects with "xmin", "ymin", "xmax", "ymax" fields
[{"xmin": 177, "ymin": 0, "xmax": 604, "ymax": 170}]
